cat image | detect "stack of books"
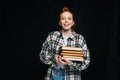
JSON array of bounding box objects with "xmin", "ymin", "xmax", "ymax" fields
[{"xmin": 60, "ymin": 46, "xmax": 83, "ymax": 61}]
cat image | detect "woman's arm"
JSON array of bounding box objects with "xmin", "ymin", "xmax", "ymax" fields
[{"xmin": 39, "ymin": 33, "xmax": 56, "ymax": 65}]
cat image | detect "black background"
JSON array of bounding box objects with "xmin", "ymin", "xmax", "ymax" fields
[{"xmin": 2, "ymin": 0, "xmax": 120, "ymax": 80}]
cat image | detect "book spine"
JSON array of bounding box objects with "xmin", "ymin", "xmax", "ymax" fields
[
  {"xmin": 62, "ymin": 56, "xmax": 83, "ymax": 61},
  {"xmin": 61, "ymin": 52, "xmax": 83, "ymax": 57}
]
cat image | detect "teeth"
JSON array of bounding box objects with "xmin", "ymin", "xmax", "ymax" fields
[{"xmin": 64, "ymin": 24, "xmax": 69, "ymax": 26}]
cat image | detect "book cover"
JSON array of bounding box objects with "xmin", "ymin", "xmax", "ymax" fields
[{"xmin": 61, "ymin": 46, "xmax": 82, "ymax": 51}]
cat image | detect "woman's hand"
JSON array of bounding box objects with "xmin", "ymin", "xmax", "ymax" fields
[{"xmin": 55, "ymin": 54, "xmax": 70, "ymax": 65}]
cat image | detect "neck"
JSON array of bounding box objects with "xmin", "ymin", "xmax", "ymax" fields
[{"xmin": 61, "ymin": 29, "xmax": 72, "ymax": 37}]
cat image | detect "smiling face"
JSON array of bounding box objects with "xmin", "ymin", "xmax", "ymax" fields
[{"xmin": 59, "ymin": 11, "xmax": 74, "ymax": 31}]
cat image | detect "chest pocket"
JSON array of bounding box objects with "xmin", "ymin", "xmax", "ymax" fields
[{"xmin": 67, "ymin": 37, "xmax": 82, "ymax": 48}]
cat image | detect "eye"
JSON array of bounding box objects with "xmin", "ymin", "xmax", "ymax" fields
[
  {"xmin": 61, "ymin": 17, "xmax": 65, "ymax": 20},
  {"xmin": 68, "ymin": 17, "xmax": 72, "ymax": 20}
]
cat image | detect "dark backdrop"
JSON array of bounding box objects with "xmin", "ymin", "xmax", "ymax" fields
[{"xmin": 2, "ymin": 0, "xmax": 120, "ymax": 80}]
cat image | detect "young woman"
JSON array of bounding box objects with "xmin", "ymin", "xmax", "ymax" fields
[{"xmin": 39, "ymin": 7, "xmax": 90, "ymax": 80}]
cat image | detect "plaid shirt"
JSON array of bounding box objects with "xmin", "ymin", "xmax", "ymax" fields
[{"xmin": 39, "ymin": 31, "xmax": 90, "ymax": 80}]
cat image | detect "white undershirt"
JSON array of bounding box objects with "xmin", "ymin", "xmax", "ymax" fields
[{"xmin": 62, "ymin": 34, "xmax": 69, "ymax": 46}]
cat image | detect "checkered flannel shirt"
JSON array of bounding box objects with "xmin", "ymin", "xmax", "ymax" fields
[{"xmin": 39, "ymin": 31, "xmax": 90, "ymax": 80}]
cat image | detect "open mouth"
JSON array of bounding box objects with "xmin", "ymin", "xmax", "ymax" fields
[{"xmin": 64, "ymin": 23, "xmax": 70, "ymax": 26}]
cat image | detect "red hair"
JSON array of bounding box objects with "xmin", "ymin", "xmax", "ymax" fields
[{"xmin": 60, "ymin": 7, "xmax": 73, "ymax": 15}]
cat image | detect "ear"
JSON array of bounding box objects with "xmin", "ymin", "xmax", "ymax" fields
[
  {"xmin": 59, "ymin": 21, "xmax": 61, "ymax": 26},
  {"xmin": 72, "ymin": 21, "xmax": 75, "ymax": 26}
]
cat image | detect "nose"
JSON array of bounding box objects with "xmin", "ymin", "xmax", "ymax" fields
[{"xmin": 65, "ymin": 19, "xmax": 68, "ymax": 22}]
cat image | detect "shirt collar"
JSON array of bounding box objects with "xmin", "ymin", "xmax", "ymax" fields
[{"xmin": 58, "ymin": 30, "xmax": 77, "ymax": 40}]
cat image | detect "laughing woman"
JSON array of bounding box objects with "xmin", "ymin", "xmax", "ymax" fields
[{"xmin": 39, "ymin": 7, "xmax": 90, "ymax": 80}]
